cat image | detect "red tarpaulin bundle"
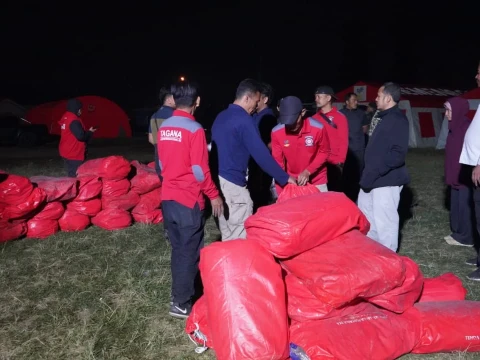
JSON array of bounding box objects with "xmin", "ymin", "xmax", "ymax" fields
[
  {"xmin": 129, "ymin": 160, "xmax": 161, "ymax": 195},
  {"xmin": 77, "ymin": 156, "xmax": 131, "ymax": 180},
  {"xmin": 31, "ymin": 201, "xmax": 65, "ymax": 220},
  {"xmin": 101, "ymin": 178, "xmax": 130, "ymax": 197},
  {"xmin": 91, "ymin": 208, "xmax": 132, "ymax": 230},
  {"xmin": 1, "ymin": 187, "xmax": 46, "ymax": 221},
  {"xmin": 0, "ymin": 173, "xmax": 34, "ymax": 204},
  {"xmin": 200, "ymin": 240, "xmax": 289, "ymax": 360},
  {"xmin": 185, "ymin": 296, "xmax": 213, "ymax": 350},
  {"xmin": 245, "ymin": 192, "xmax": 370, "ymax": 258},
  {"xmin": 30, "ymin": 176, "xmax": 78, "ymax": 202},
  {"xmin": 102, "ymin": 191, "xmax": 140, "ymax": 211},
  {"xmin": 418, "ymin": 273, "xmax": 467, "ymax": 302},
  {"xmin": 131, "ymin": 187, "xmax": 162, "ymax": 214},
  {"xmin": 76, "ymin": 175, "xmax": 102, "ymax": 201},
  {"xmin": 0, "ymin": 221, "xmax": 27, "ymax": 242},
  {"xmin": 132, "ymin": 210, "xmax": 163, "ymax": 224},
  {"xmin": 26, "ymin": 219, "xmax": 59, "ymax": 239},
  {"xmin": 66, "ymin": 198, "xmax": 102, "ymax": 217},
  {"xmin": 276, "ymin": 184, "xmax": 320, "ymax": 203},
  {"xmin": 58, "ymin": 209, "xmax": 90, "ymax": 231}
]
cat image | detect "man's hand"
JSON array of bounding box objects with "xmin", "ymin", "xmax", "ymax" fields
[
  {"xmin": 473, "ymin": 165, "xmax": 480, "ymax": 187},
  {"xmin": 89, "ymin": 127, "xmax": 97, "ymax": 132},
  {"xmin": 210, "ymin": 197, "xmax": 224, "ymax": 217},
  {"xmin": 297, "ymin": 169, "xmax": 311, "ymax": 186},
  {"xmin": 287, "ymin": 176, "xmax": 297, "ymax": 185}
]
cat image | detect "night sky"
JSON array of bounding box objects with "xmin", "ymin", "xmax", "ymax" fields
[{"xmin": 2, "ymin": 2, "xmax": 480, "ymax": 114}]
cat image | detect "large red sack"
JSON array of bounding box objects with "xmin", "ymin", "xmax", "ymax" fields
[
  {"xmin": 412, "ymin": 301, "xmax": 480, "ymax": 354},
  {"xmin": 92, "ymin": 208, "xmax": 132, "ymax": 230},
  {"xmin": 26, "ymin": 219, "xmax": 59, "ymax": 239},
  {"xmin": 77, "ymin": 156, "xmax": 131, "ymax": 180},
  {"xmin": 58, "ymin": 209, "xmax": 90, "ymax": 231},
  {"xmin": 0, "ymin": 173, "xmax": 34, "ymax": 204},
  {"xmin": 132, "ymin": 210, "xmax": 163, "ymax": 224},
  {"xmin": 368, "ymin": 256, "xmax": 424, "ymax": 313},
  {"xmin": 281, "ymin": 230, "xmax": 406, "ymax": 308},
  {"xmin": 0, "ymin": 221, "xmax": 27, "ymax": 242},
  {"xmin": 1, "ymin": 187, "xmax": 46, "ymax": 221},
  {"xmin": 185, "ymin": 296, "xmax": 213, "ymax": 351},
  {"xmin": 30, "ymin": 176, "xmax": 78, "ymax": 202},
  {"xmin": 32, "ymin": 201, "xmax": 65, "ymax": 220},
  {"xmin": 200, "ymin": 240, "xmax": 289, "ymax": 360},
  {"xmin": 418, "ymin": 273, "xmax": 467, "ymax": 303},
  {"xmin": 129, "ymin": 160, "xmax": 161, "ymax": 195},
  {"xmin": 131, "ymin": 187, "xmax": 162, "ymax": 214},
  {"xmin": 290, "ymin": 303, "xmax": 420, "ymax": 360},
  {"xmin": 102, "ymin": 191, "xmax": 140, "ymax": 211},
  {"xmin": 101, "ymin": 178, "xmax": 130, "ymax": 197},
  {"xmin": 276, "ymin": 184, "xmax": 320, "ymax": 203},
  {"xmin": 245, "ymin": 192, "xmax": 370, "ymax": 258},
  {"xmin": 76, "ymin": 175, "xmax": 102, "ymax": 201},
  {"xmin": 66, "ymin": 198, "xmax": 102, "ymax": 217}
]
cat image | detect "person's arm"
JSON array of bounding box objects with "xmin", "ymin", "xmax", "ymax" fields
[
  {"xmin": 70, "ymin": 121, "xmax": 93, "ymax": 142},
  {"xmin": 362, "ymin": 113, "xmax": 370, "ymax": 134},
  {"xmin": 336, "ymin": 114, "xmax": 349, "ymax": 163},
  {"xmin": 306, "ymin": 128, "xmax": 330, "ymax": 175},
  {"xmin": 270, "ymin": 132, "xmax": 285, "ymax": 169},
  {"xmin": 378, "ymin": 117, "xmax": 409, "ymax": 176},
  {"xmin": 148, "ymin": 133, "xmax": 154, "ymax": 144}
]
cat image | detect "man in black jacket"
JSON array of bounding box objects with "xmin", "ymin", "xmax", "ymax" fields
[{"xmin": 358, "ymin": 82, "xmax": 410, "ymax": 252}]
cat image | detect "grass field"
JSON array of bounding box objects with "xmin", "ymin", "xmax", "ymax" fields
[{"xmin": 0, "ymin": 142, "xmax": 479, "ymax": 360}]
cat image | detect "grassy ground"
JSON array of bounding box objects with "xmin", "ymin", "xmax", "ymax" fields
[{"xmin": 0, "ymin": 143, "xmax": 479, "ymax": 360}]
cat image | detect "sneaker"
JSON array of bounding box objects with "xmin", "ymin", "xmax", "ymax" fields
[
  {"xmin": 169, "ymin": 303, "xmax": 191, "ymax": 319},
  {"xmin": 467, "ymin": 268, "xmax": 480, "ymax": 282},
  {"xmin": 444, "ymin": 235, "xmax": 474, "ymax": 247},
  {"xmin": 466, "ymin": 257, "xmax": 479, "ymax": 266}
]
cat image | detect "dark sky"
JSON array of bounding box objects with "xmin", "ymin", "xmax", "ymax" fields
[{"xmin": 2, "ymin": 2, "xmax": 480, "ymax": 111}]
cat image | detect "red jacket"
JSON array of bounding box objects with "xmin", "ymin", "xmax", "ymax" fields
[
  {"xmin": 58, "ymin": 111, "xmax": 86, "ymax": 161},
  {"xmin": 271, "ymin": 117, "xmax": 330, "ymax": 194},
  {"xmin": 157, "ymin": 110, "xmax": 219, "ymax": 210},
  {"xmin": 313, "ymin": 107, "xmax": 349, "ymax": 164}
]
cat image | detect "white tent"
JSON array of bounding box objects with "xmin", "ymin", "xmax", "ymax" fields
[{"xmin": 0, "ymin": 98, "xmax": 27, "ymax": 118}]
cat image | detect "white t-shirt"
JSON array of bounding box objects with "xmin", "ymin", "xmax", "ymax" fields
[{"xmin": 460, "ymin": 104, "xmax": 480, "ymax": 166}]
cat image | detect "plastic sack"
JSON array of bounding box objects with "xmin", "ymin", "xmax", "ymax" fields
[
  {"xmin": 132, "ymin": 210, "xmax": 163, "ymax": 224},
  {"xmin": 58, "ymin": 209, "xmax": 90, "ymax": 232},
  {"xmin": 412, "ymin": 301, "xmax": 480, "ymax": 354},
  {"xmin": 92, "ymin": 208, "xmax": 132, "ymax": 230},
  {"xmin": 245, "ymin": 192, "xmax": 370, "ymax": 258},
  {"xmin": 30, "ymin": 176, "xmax": 78, "ymax": 202},
  {"xmin": 102, "ymin": 178, "xmax": 130, "ymax": 197},
  {"xmin": 67, "ymin": 198, "xmax": 102, "ymax": 217},
  {"xmin": 281, "ymin": 230, "xmax": 406, "ymax": 308},
  {"xmin": 1, "ymin": 187, "xmax": 46, "ymax": 221},
  {"xmin": 368, "ymin": 256, "xmax": 424, "ymax": 313},
  {"xmin": 199, "ymin": 240, "xmax": 289, "ymax": 360},
  {"xmin": 32, "ymin": 201, "xmax": 65, "ymax": 220},
  {"xmin": 418, "ymin": 273, "xmax": 467, "ymax": 303},
  {"xmin": 185, "ymin": 296, "xmax": 213, "ymax": 352},
  {"xmin": 276, "ymin": 184, "xmax": 320, "ymax": 203},
  {"xmin": 129, "ymin": 160, "xmax": 161, "ymax": 195},
  {"xmin": 0, "ymin": 221, "xmax": 27, "ymax": 242},
  {"xmin": 26, "ymin": 219, "xmax": 59, "ymax": 239},
  {"xmin": 131, "ymin": 187, "xmax": 162, "ymax": 214},
  {"xmin": 0, "ymin": 173, "xmax": 34, "ymax": 204},
  {"xmin": 76, "ymin": 175, "xmax": 102, "ymax": 201},
  {"xmin": 102, "ymin": 191, "xmax": 140, "ymax": 211},
  {"xmin": 290, "ymin": 303, "xmax": 420, "ymax": 360},
  {"xmin": 77, "ymin": 156, "xmax": 131, "ymax": 180}
]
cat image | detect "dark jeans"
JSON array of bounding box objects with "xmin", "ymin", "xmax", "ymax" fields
[
  {"xmin": 161, "ymin": 200, "xmax": 205, "ymax": 306},
  {"xmin": 450, "ymin": 187, "xmax": 474, "ymax": 245},
  {"xmin": 64, "ymin": 158, "xmax": 83, "ymax": 177},
  {"xmin": 343, "ymin": 149, "xmax": 364, "ymax": 202},
  {"xmin": 327, "ymin": 163, "xmax": 344, "ymax": 192}
]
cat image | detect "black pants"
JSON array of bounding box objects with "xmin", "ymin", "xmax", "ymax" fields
[
  {"xmin": 342, "ymin": 149, "xmax": 364, "ymax": 203},
  {"xmin": 327, "ymin": 163, "xmax": 344, "ymax": 192},
  {"xmin": 247, "ymin": 162, "xmax": 273, "ymax": 213},
  {"xmin": 64, "ymin": 158, "xmax": 83, "ymax": 177},
  {"xmin": 450, "ymin": 187, "xmax": 475, "ymax": 246},
  {"xmin": 153, "ymin": 144, "xmax": 163, "ymax": 181},
  {"xmin": 474, "ymin": 186, "xmax": 480, "ymax": 264},
  {"xmin": 162, "ymin": 200, "xmax": 205, "ymax": 306}
]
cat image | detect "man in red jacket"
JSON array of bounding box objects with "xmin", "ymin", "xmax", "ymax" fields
[
  {"xmin": 158, "ymin": 81, "xmax": 223, "ymax": 319},
  {"xmin": 58, "ymin": 98, "xmax": 97, "ymax": 177}
]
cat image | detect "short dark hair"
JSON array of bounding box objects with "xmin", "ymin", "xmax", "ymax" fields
[
  {"xmin": 344, "ymin": 92, "xmax": 357, "ymax": 102},
  {"xmin": 235, "ymin": 78, "xmax": 260, "ymax": 100},
  {"xmin": 170, "ymin": 81, "xmax": 199, "ymax": 108},
  {"xmin": 259, "ymin": 82, "xmax": 274, "ymax": 106},
  {"xmin": 382, "ymin": 82, "xmax": 401, "ymax": 103},
  {"xmin": 159, "ymin": 86, "xmax": 172, "ymax": 104}
]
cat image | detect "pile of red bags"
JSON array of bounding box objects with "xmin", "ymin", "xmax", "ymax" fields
[
  {"xmin": 186, "ymin": 187, "xmax": 479, "ymax": 359},
  {"xmin": 0, "ymin": 156, "xmax": 164, "ymax": 242}
]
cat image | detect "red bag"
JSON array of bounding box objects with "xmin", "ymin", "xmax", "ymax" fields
[
  {"xmin": 132, "ymin": 210, "xmax": 163, "ymax": 224},
  {"xmin": 77, "ymin": 156, "xmax": 131, "ymax": 180},
  {"xmin": 368, "ymin": 256, "xmax": 424, "ymax": 313},
  {"xmin": 76, "ymin": 175, "xmax": 102, "ymax": 201},
  {"xmin": 285, "ymin": 273, "xmax": 371, "ymax": 322},
  {"xmin": 92, "ymin": 208, "xmax": 132, "ymax": 230},
  {"xmin": 0, "ymin": 221, "xmax": 27, "ymax": 242},
  {"xmin": 185, "ymin": 296, "xmax": 213, "ymax": 350},
  {"xmin": 32, "ymin": 201, "xmax": 65, "ymax": 220},
  {"xmin": 130, "ymin": 160, "xmax": 161, "ymax": 195},
  {"xmin": 30, "ymin": 176, "xmax": 78, "ymax": 202},
  {"xmin": 131, "ymin": 187, "xmax": 162, "ymax": 214},
  {"xmin": 101, "ymin": 178, "xmax": 130, "ymax": 197},
  {"xmin": 418, "ymin": 273, "xmax": 467, "ymax": 303},
  {"xmin": 1, "ymin": 187, "xmax": 46, "ymax": 221},
  {"xmin": 0, "ymin": 173, "xmax": 34, "ymax": 204},
  {"xmin": 281, "ymin": 230, "xmax": 406, "ymax": 308},
  {"xmin": 26, "ymin": 219, "xmax": 59, "ymax": 239},
  {"xmin": 412, "ymin": 301, "xmax": 480, "ymax": 354},
  {"xmin": 200, "ymin": 240, "xmax": 289, "ymax": 360},
  {"xmin": 67, "ymin": 198, "xmax": 102, "ymax": 216},
  {"xmin": 58, "ymin": 209, "xmax": 90, "ymax": 231},
  {"xmin": 290, "ymin": 304, "xmax": 420, "ymax": 360},
  {"xmin": 245, "ymin": 192, "xmax": 370, "ymax": 258},
  {"xmin": 276, "ymin": 184, "xmax": 320, "ymax": 203},
  {"xmin": 102, "ymin": 191, "xmax": 140, "ymax": 211}
]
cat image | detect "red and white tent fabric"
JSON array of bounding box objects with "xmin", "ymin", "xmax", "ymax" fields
[{"xmin": 334, "ymin": 81, "xmax": 463, "ymax": 148}]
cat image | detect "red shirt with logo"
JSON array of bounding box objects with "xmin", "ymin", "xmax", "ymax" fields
[
  {"xmin": 157, "ymin": 110, "xmax": 219, "ymax": 210},
  {"xmin": 312, "ymin": 107, "xmax": 349, "ymax": 164},
  {"xmin": 271, "ymin": 117, "xmax": 330, "ymax": 194},
  {"xmin": 58, "ymin": 111, "xmax": 86, "ymax": 161}
]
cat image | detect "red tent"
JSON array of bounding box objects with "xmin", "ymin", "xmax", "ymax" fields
[{"xmin": 26, "ymin": 96, "xmax": 132, "ymax": 138}]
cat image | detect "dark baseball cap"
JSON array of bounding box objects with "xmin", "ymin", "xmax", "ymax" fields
[
  {"xmin": 278, "ymin": 96, "xmax": 303, "ymax": 125},
  {"xmin": 315, "ymin": 85, "xmax": 337, "ymax": 100}
]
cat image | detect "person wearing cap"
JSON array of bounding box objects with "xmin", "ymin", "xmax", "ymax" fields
[
  {"xmin": 312, "ymin": 86, "xmax": 349, "ymax": 192},
  {"xmin": 271, "ymin": 96, "xmax": 330, "ymax": 195},
  {"xmin": 58, "ymin": 98, "xmax": 97, "ymax": 177}
]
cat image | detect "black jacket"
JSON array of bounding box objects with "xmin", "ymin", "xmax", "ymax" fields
[{"xmin": 360, "ymin": 105, "xmax": 410, "ymax": 190}]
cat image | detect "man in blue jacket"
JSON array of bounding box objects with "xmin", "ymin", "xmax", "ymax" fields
[
  {"xmin": 358, "ymin": 82, "xmax": 410, "ymax": 252},
  {"xmin": 212, "ymin": 79, "xmax": 296, "ymax": 240}
]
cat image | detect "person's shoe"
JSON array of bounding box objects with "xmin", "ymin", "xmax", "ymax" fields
[
  {"xmin": 467, "ymin": 268, "xmax": 480, "ymax": 281},
  {"xmin": 169, "ymin": 302, "xmax": 191, "ymax": 319},
  {"xmin": 466, "ymin": 257, "xmax": 479, "ymax": 266},
  {"xmin": 444, "ymin": 235, "xmax": 474, "ymax": 247}
]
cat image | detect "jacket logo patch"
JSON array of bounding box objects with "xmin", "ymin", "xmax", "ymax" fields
[
  {"xmin": 61, "ymin": 124, "xmax": 66, "ymax": 130},
  {"xmin": 305, "ymin": 135, "xmax": 314, "ymax": 147},
  {"xmin": 284, "ymin": 140, "xmax": 290, "ymax": 147},
  {"xmin": 160, "ymin": 129, "xmax": 182, "ymax": 142}
]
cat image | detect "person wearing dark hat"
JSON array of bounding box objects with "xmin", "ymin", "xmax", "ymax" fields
[
  {"xmin": 311, "ymin": 86, "xmax": 349, "ymax": 192},
  {"xmin": 271, "ymin": 96, "xmax": 330, "ymax": 195},
  {"xmin": 58, "ymin": 98, "xmax": 97, "ymax": 177}
]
